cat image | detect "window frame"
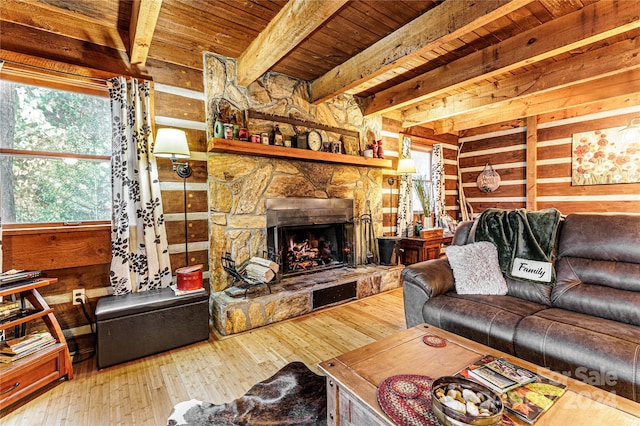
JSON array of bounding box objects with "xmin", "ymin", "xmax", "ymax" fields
[
  {"xmin": 0, "ymin": 62, "xmax": 112, "ymax": 231},
  {"xmin": 410, "ymin": 145, "xmax": 433, "ymax": 213}
]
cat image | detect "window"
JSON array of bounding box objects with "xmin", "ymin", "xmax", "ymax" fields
[
  {"xmin": 0, "ymin": 79, "xmax": 111, "ymax": 225},
  {"xmin": 411, "ymin": 149, "xmax": 432, "ymax": 212}
]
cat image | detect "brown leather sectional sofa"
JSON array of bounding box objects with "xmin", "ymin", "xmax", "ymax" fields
[{"xmin": 402, "ymin": 213, "xmax": 640, "ymax": 402}]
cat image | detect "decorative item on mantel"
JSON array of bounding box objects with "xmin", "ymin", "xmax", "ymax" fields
[{"xmin": 477, "ymin": 163, "xmax": 501, "ymax": 192}]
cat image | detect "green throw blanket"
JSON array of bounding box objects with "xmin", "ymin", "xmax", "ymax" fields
[{"xmin": 474, "ymin": 208, "xmax": 562, "ymax": 285}]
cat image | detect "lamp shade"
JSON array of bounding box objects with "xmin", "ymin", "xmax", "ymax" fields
[
  {"xmin": 397, "ymin": 158, "xmax": 416, "ymax": 174},
  {"xmin": 154, "ymin": 128, "xmax": 190, "ymax": 159}
]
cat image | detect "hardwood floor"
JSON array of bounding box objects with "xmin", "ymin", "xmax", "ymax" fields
[{"xmin": 2, "ymin": 288, "xmax": 407, "ymax": 425}]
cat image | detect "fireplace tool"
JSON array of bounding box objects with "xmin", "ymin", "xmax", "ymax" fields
[{"xmin": 360, "ymin": 200, "xmax": 379, "ymax": 264}]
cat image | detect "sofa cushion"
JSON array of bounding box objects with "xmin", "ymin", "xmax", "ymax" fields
[
  {"xmin": 556, "ymin": 213, "xmax": 640, "ymax": 263},
  {"xmin": 446, "ymin": 242, "xmax": 508, "ymax": 295},
  {"xmin": 422, "ymin": 293, "xmax": 547, "ymax": 355},
  {"xmin": 505, "ymin": 277, "xmax": 552, "ymax": 307},
  {"xmin": 514, "ymin": 308, "xmax": 640, "ymax": 402},
  {"xmin": 553, "ymin": 213, "xmax": 640, "ymax": 325},
  {"xmin": 552, "ymin": 257, "xmax": 640, "ymax": 326}
]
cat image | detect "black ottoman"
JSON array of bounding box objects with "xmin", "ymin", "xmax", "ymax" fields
[{"xmin": 95, "ymin": 287, "xmax": 209, "ymax": 369}]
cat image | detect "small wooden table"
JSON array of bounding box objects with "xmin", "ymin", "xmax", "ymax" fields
[
  {"xmin": 0, "ymin": 278, "xmax": 73, "ymax": 413},
  {"xmin": 399, "ymin": 235, "xmax": 452, "ymax": 265},
  {"xmin": 319, "ymin": 324, "xmax": 640, "ymax": 426}
]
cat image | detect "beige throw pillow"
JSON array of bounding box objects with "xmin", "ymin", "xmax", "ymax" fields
[{"xmin": 446, "ymin": 241, "xmax": 508, "ymax": 295}]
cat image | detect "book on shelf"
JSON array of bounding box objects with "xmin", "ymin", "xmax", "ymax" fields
[
  {"xmin": 0, "ymin": 339, "xmax": 57, "ymax": 363},
  {"xmin": 0, "ymin": 332, "xmax": 56, "ymax": 363},
  {"xmin": 0, "ymin": 331, "xmax": 53, "ymax": 354},
  {"xmin": 0, "ymin": 301, "xmax": 21, "ymax": 320},
  {"xmin": 456, "ymin": 355, "xmax": 567, "ymax": 424},
  {"xmin": 0, "ymin": 301, "xmax": 20, "ymax": 313}
]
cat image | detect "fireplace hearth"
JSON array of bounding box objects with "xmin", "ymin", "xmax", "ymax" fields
[{"xmin": 267, "ymin": 198, "xmax": 355, "ymax": 277}]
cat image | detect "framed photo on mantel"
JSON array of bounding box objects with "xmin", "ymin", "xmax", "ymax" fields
[{"xmin": 342, "ymin": 135, "xmax": 360, "ymax": 156}]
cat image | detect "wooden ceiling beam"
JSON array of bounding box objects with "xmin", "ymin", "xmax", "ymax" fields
[
  {"xmin": 128, "ymin": 0, "xmax": 163, "ymax": 65},
  {"xmin": 0, "ymin": 23, "xmax": 151, "ymax": 80},
  {"xmin": 366, "ymin": 1, "xmax": 640, "ymax": 116},
  {"xmin": 309, "ymin": 0, "xmax": 534, "ymax": 104},
  {"xmin": 0, "ymin": 0, "xmax": 127, "ymax": 51},
  {"xmin": 236, "ymin": 0, "xmax": 348, "ymax": 87},
  {"xmin": 447, "ymin": 70, "xmax": 640, "ymax": 131},
  {"xmin": 401, "ymin": 37, "xmax": 640, "ymax": 129}
]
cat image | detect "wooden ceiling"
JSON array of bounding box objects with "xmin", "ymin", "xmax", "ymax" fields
[{"xmin": 1, "ymin": 0, "xmax": 639, "ymax": 133}]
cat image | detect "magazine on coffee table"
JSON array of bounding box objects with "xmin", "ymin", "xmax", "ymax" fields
[
  {"xmin": 456, "ymin": 355, "xmax": 567, "ymax": 424},
  {"xmin": 501, "ymin": 375, "xmax": 567, "ymax": 424},
  {"xmin": 468, "ymin": 357, "xmax": 538, "ymax": 393}
]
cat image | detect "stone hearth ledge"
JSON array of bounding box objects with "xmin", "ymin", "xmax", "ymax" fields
[{"xmin": 211, "ymin": 265, "xmax": 404, "ymax": 336}]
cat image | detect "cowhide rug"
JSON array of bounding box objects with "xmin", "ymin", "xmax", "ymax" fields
[{"xmin": 167, "ymin": 361, "xmax": 327, "ymax": 426}]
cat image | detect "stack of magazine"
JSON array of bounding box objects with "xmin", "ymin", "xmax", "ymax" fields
[
  {"xmin": 0, "ymin": 331, "xmax": 56, "ymax": 363},
  {"xmin": 457, "ymin": 355, "xmax": 567, "ymax": 424}
]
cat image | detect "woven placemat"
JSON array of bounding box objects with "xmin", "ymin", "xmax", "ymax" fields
[
  {"xmin": 377, "ymin": 374, "xmax": 439, "ymax": 426},
  {"xmin": 422, "ymin": 335, "xmax": 447, "ymax": 347}
]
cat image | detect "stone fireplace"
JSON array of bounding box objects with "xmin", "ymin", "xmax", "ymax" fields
[
  {"xmin": 208, "ymin": 153, "xmax": 383, "ymax": 293},
  {"xmin": 204, "ymin": 53, "xmax": 401, "ymax": 336}
]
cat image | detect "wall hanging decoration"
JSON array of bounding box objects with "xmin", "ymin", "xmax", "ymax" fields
[
  {"xmin": 476, "ymin": 163, "xmax": 501, "ymax": 192},
  {"xmin": 572, "ymin": 123, "xmax": 640, "ymax": 185}
]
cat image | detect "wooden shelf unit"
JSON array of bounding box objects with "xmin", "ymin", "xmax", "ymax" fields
[
  {"xmin": 0, "ymin": 278, "xmax": 73, "ymax": 413},
  {"xmin": 209, "ymin": 138, "xmax": 393, "ymax": 169}
]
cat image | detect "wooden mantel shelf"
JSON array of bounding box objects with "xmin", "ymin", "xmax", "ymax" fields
[{"xmin": 208, "ymin": 138, "xmax": 393, "ymax": 169}]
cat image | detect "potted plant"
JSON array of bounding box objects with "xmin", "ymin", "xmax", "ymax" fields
[{"xmin": 413, "ymin": 176, "xmax": 433, "ymax": 229}]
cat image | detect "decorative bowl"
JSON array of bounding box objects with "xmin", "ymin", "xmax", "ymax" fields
[{"xmin": 430, "ymin": 376, "xmax": 503, "ymax": 426}]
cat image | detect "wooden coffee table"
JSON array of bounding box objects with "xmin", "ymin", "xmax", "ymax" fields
[{"xmin": 319, "ymin": 324, "xmax": 640, "ymax": 425}]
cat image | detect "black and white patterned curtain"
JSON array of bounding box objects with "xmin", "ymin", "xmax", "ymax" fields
[
  {"xmin": 431, "ymin": 144, "xmax": 446, "ymax": 226},
  {"xmin": 0, "ymin": 186, "xmax": 2, "ymax": 271},
  {"xmin": 108, "ymin": 77, "xmax": 172, "ymax": 294},
  {"xmin": 396, "ymin": 136, "xmax": 413, "ymax": 237}
]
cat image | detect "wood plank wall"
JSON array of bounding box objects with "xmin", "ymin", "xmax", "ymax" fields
[
  {"xmin": 535, "ymin": 107, "xmax": 640, "ymax": 213},
  {"xmin": 1, "ymin": 226, "xmax": 111, "ymax": 357},
  {"xmin": 1, "ymin": 59, "xmax": 208, "ymax": 356},
  {"xmin": 458, "ymin": 106, "xmax": 640, "ymax": 217},
  {"xmin": 381, "ymin": 118, "xmax": 458, "ymax": 235},
  {"xmin": 147, "ymin": 59, "xmax": 209, "ymax": 280},
  {"xmin": 458, "ymin": 126, "xmax": 527, "ymax": 215}
]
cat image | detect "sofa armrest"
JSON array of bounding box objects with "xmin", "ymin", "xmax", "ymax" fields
[{"xmin": 401, "ymin": 258, "xmax": 455, "ymax": 328}]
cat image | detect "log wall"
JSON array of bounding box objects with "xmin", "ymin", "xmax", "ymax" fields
[{"xmin": 458, "ymin": 106, "xmax": 640, "ymax": 217}]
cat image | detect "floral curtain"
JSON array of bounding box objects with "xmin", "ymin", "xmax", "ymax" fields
[
  {"xmin": 108, "ymin": 77, "xmax": 172, "ymax": 295},
  {"xmin": 396, "ymin": 136, "xmax": 414, "ymax": 237},
  {"xmin": 431, "ymin": 144, "xmax": 446, "ymax": 226}
]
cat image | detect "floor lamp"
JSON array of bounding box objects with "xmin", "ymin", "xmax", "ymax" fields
[{"xmin": 153, "ymin": 128, "xmax": 192, "ymax": 268}]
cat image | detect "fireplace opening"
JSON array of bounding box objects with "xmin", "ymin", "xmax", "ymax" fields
[
  {"xmin": 281, "ymin": 223, "xmax": 350, "ymax": 275},
  {"xmin": 266, "ymin": 198, "xmax": 355, "ymax": 277}
]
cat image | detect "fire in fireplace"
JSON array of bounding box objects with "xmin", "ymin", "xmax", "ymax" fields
[{"xmin": 266, "ymin": 198, "xmax": 355, "ymax": 276}]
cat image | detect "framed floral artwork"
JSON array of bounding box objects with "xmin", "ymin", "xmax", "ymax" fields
[{"xmin": 571, "ymin": 126, "xmax": 640, "ymax": 185}]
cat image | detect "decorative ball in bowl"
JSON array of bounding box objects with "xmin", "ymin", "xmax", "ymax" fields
[{"xmin": 431, "ymin": 376, "xmax": 503, "ymax": 426}]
